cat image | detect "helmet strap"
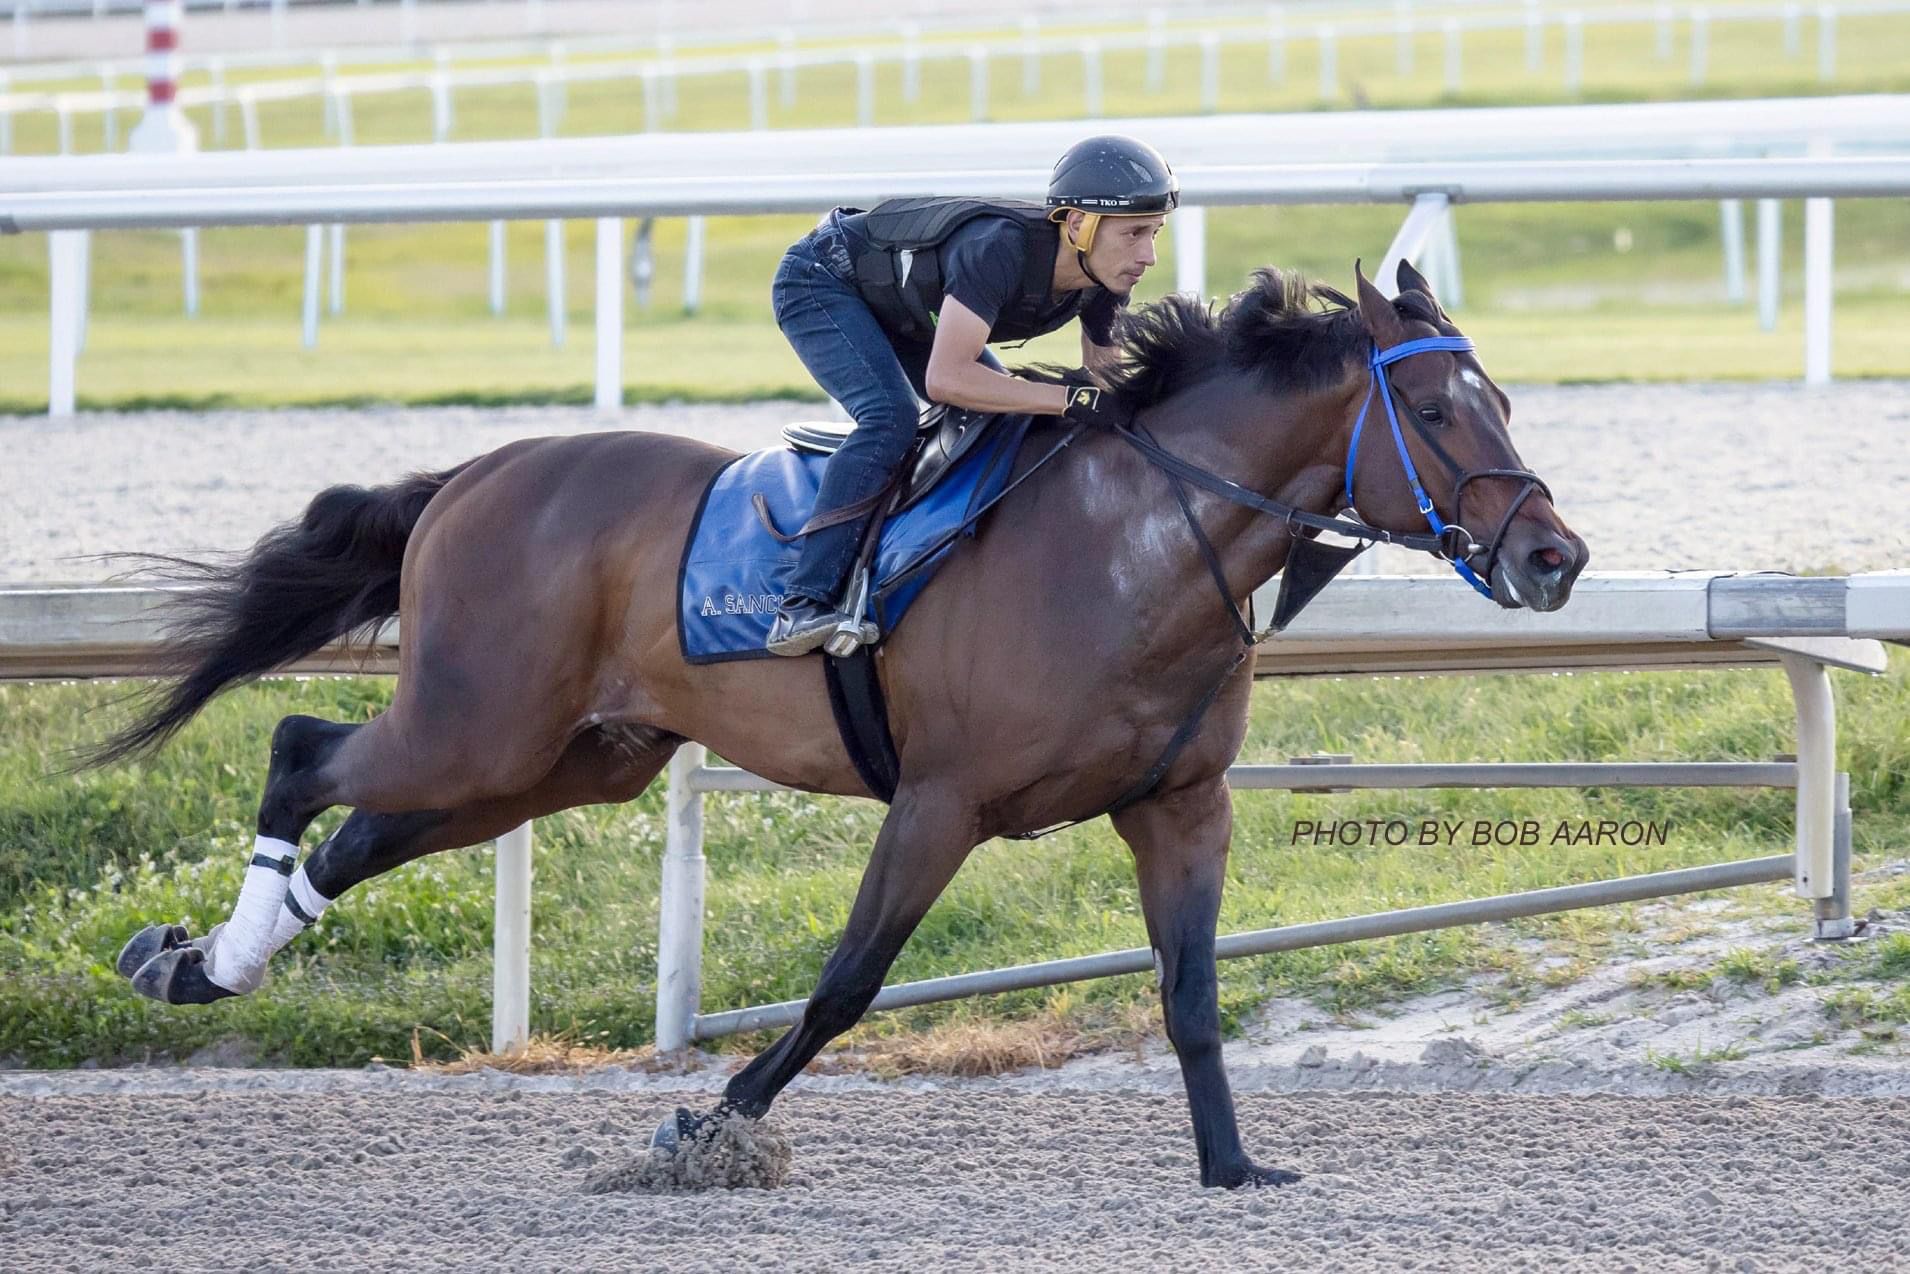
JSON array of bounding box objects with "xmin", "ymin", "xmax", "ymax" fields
[{"xmin": 1061, "ymin": 211, "xmax": 1111, "ymax": 290}]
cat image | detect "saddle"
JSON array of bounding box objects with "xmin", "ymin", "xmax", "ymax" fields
[{"xmin": 781, "ymin": 402, "xmax": 1003, "ymax": 517}]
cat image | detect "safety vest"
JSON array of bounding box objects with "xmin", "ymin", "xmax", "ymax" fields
[{"xmin": 842, "ymin": 197, "xmax": 1062, "ymax": 342}]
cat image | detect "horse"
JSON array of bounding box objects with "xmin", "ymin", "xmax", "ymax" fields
[{"xmin": 91, "ymin": 259, "xmax": 1586, "ymax": 1189}]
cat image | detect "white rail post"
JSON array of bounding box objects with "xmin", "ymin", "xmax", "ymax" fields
[
  {"xmin": 1816, "ymin": 4, "xmax": 1836, "ymax": 81},
  {"xmin": 640, "ymin": 67, "xmax": 658, "ymax": 131},
  {"xmin": 778, "ymin": 30, "xmax": 797, "ymax": 108},
  {"xmin": 1563, "ymin": 12, "xmax": 1583, "ymax": 96},
  {"xmin": 1021, "ymin": 17, "xmax": 1040, "ymax": 95},
  {"xmin": 1082, "ymin": 41, "xmax": 1103, "ymax": 116},
  {"xmin": 239, "ymin": 86, "xmax": 259, "ymax": 150},
  {"xmin": 546, "ymin": 219, "xmax": 565, "ymax": 347},
  {"xmin": 1443, "ymin": 18, "xmax": 1462, "ymax": 94},
  {"xmin": 1756, "ymin": 197, "xmax": 1781, "ymax": 332},
  {"xmin": 1175, "ymin": 204, "xmax": 1207, "ymax": 298},
  {"xmin": 659, "ymin": 35, "xmax": 678, "ymax": 120},
  {"xmin": 181, "ymin": 228, "xmax": 198, "ymax": 317},
  {"xmin": 489, "ymin": 220, "xmax": 506, "ymax": 316},
  {"xmin": 856, "ymin": 53, "xmax": 874, "ymax": 127},
  {"xmin": 1434, "ymin": 205, "xmax": 1464, "ymax": 306},
  {"xmin": 302, "ymin": 224, "xmax": 321, "ymax": 346},
  {"xmin": 747, "ymin": 58, "xmax": 766, "ymax": 131},
  {"xmin": 1783, "ymin": 1, "xmax": 1801, "ymax": 56},
  {"xmin": 269, "ymin": 0, "xmax": 286, "ymax": 48},
  {"xmin": 1524, "ymin": 0, "xmax": 1543, "ymax": 71},
  {"xmin": 1780, "ymin": 656, "xmax": 1835, "ymax": 906},
  {"xmin": 1317, "ymin": 25, "xmax": 1337, "ymax": 101},
  {"xmin": 399, "ymin": 0, "xmax": 417, "ymax": 46},
  {"xmin": 1803, "ymin": 193, "xmax": 1833, "ymax": 384},
  {"xmin": 491, "ymin": 821, "xmax": 532, "ymax": 1055},
  {"xmin": 1377, "ymin": 191, "xmax": 1451, "ymax": 300},
  {"xmin": 656, "ymin": 743, "xmax": 707, "ymax": 1054},
  {"xmin": 56, "ymin": 98, "xmax": 72, "ymax": 156},
  {"xmin": 48, "ymin": 231, "xmax": 84, "ymax": 417},
  {"xmin": 320, "ymin": 50, "xmax": 338, "ymax": 138},
  {"xmin": 1, "ymin": 72, "xmax": 11, "ymax": 155},
  {"xmin": 1689, "ymin": 8, "xmax": 1709, "ymax": 87},
  {"xmin": 1655, "ymin": 4, "xmax": 1673, "ymax": 59},
  {"xmin": 1267, "ymin": 5, "xmax": 1286, "ymax": 83},
  {"xmin": 100, "ymin": 67, "xmax": 117, "ymax": 151},
  {"xmin": 1395, "ymin": 0, "xmax": 1414, "ymax": 77},
  {"xmin": 1145, "ymin": 9, "xmax": 1166, "ymax": 93},
  {"xmin": 902, "ymin": 24, "xmax": 920, "ymax": 104},
  {"xmin": 1719, "ymin": 198, "xmax": 1745, "ymax": 304},
  {"xmin": 431, "ymin": 68, "xmax": 452, "ymax": 141},
  {"xmin": 209, "ymin": 57, "xmax": 226, "ymax": 145},
  {"xmin": 11, "ymin": 3, "xmax": 27, "ymax": 61},
  {"xmin": 968, "ymin": 45, "xmax": 989, "ymax": 121},
  {"xmin": 684, "ymin": 214, "xmax": 706, "ymax": 316},
  {"xmin": 594, "ymin": 217, "xmax": 623, "ymax": 410},
  {"xmin": 1200, "ymin": 34, "xmax": 1220, "ymax": 112}
]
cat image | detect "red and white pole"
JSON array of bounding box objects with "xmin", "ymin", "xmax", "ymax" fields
[{"xmin": 131, "ymin": 0, "xmax": 197, "ymax": 153}]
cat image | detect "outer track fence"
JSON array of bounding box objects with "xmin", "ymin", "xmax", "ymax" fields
[
  {"xmin": 4, "ymin": 572, "xmax": 1903, "ymax": 1053},
  {"xmin": 7, "ymin": 138, "xmax": 1910, "ymax": 414}
]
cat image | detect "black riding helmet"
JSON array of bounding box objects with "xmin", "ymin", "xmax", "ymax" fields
[{"xmin": 1045, "ymin": 134, "xmax": 1179, "ymax": 289}]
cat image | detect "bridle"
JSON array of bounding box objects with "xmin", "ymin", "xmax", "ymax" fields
[{"xmin": 1344, "ymin": 334, "xmax": 1551, "ymax": 600}]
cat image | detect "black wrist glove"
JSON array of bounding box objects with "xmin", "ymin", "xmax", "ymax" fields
[{"xmin": 1060, "ymin": 374, "xmax": 1133, "ymax": 430}]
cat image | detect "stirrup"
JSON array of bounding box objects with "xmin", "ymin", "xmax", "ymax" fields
[{"xmin": 823, "ymin": 567, "xmax": 880, "ymax": 658}]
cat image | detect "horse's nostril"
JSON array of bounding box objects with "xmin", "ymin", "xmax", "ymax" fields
[{"xmin": 1531, "ymin": 546, "xmax": 1566, "ymax": 574}]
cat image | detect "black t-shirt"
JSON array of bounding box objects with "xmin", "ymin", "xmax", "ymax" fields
[
  {"xmin": 938, "ymin": 216, "xmax": 1126, "ymax": 348},
  {"xmin": 833, "ymin": 208, "xmax": 1125, "ymax": 349}
]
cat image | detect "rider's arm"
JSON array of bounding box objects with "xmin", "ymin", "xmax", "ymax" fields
[{"xmin": 923, "ymin": 296, "xmax": 1072, "ymax": 416}]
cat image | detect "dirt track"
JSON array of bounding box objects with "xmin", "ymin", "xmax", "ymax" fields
[{"xmin": 4, "ymin": 1082, "xmax": 1907, "ymax": 1271}]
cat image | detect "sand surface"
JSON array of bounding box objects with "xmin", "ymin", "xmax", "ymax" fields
[
  {"xmin": 5, "ymin": 382, "xmax": 1909, "ymax": 583},
  {"xmin": 4, "ymin": 1080, "xmax": 1908, "ymax": 1271}
]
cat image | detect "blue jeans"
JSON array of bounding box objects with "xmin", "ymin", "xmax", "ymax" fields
[{"xmin": 771, "ymin": 221, "xmax": 1004, "ymax": 606}]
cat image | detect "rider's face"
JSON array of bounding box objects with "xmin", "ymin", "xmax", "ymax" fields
[{"xmin": 1072, "ymin": 213, "xmax": 1165, "ymax": 294}]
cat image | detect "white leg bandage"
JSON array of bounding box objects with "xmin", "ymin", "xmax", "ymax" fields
[{"xmin": 204, "ymin": 835, "xmax": 306, "ymax": 995}]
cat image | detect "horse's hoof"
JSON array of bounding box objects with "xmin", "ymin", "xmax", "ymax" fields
[
  {"xmin": 129, "ymin": 945, "xmax": 237, "ymax": 1006},
  {"xmin": 1245, "ymin": 1165, "xmax": 1303, "ymax": 1188},
  {"xmin": 648, "ymin": 1107, "xmax": 698, "ymax": 1154},
  {"xmin": 116, "ymin": 923, "xmax": 189, "ymax": 979}
]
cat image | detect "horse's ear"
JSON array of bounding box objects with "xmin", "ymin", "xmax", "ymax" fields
[
  {"xmin": 1395, "ymin": 258, "xmax": 1438, "ymax": 306},
  {"xmin": 1353, "ymin": 260, "xmax": 1407, "ymax": 344}
]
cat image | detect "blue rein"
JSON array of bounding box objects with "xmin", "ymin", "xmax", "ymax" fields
[{"xmin": 1343, "ymin": 334, "xmax": 1495, "ymax": 600}]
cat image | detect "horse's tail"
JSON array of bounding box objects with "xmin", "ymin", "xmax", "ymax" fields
[{"xmin": 77, "ymin": 460, "xmax": 475, "ymax": 771}]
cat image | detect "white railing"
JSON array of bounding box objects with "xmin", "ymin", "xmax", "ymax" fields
[
  {"xmin": 6, "ymin": 573, "xmax": 1903, "ymax": 1052},
  {"xmin": 6, "ymin": 129, "xmax": 1907, "ymax": 414}
]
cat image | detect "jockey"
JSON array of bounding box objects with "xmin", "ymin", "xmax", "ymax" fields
[{"xmin": 765, "ymin": 133, "xmax": 1180, "ymax": 656}]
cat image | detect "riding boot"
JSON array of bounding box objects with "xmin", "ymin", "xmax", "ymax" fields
[{"xmin": 766, "ymin": 596, "xmax": 842, "ymax": 656}]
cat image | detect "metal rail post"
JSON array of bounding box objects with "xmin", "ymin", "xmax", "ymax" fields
[
  {"xmin": 1781, "ymin": 653, "xmax": 1836, "ymax": 904},
  {"xmin": 656, "ymin": 744, "xmax": 707, "ymax": 1053},
  {"xmin": 491, "ymin": 821, "xmax": 532, "ymax": 1054}
]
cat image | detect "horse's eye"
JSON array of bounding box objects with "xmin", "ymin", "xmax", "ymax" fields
[{"xmin": 1417, "ymin": 404, "xmax": 1446, "ymax": 425}]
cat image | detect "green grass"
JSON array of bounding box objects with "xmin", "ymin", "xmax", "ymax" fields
[
  {"xmin": 2, "ymin": 657, "xmax": 1905, "ymax": 1068},
  {"xmin": 3, "ymin": 10, "xmax": 1910, "ymax": 408}
]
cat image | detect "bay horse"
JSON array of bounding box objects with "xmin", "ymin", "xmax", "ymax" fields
[{"xmin": 93, "ymin": 260, "xmax": 1585, "ymax": 1188}]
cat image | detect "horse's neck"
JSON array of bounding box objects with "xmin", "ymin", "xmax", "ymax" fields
[{"xmin": 1136, "ymin": 371, "xmax": 1361, "ymax": 601}]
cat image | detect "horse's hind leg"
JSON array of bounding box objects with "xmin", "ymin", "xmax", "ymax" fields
[
  {"xmin": 124, "ymin": 712, "xmax": 360, "ymax": 1004},
  {"xmin": 659, "ymin": 785, "xmax": 979, "ymax": 1143},
  {"xmin": 123, "ymin": 721, "xmax": 679, "ymax": 1006}
]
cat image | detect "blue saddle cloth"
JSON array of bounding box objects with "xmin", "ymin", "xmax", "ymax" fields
[{"xmin": 678, "ymin": 416, "xmax": 1034, "ymax": 663}]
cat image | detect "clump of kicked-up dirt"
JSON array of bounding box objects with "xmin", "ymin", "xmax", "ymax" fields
[{"xmin": 581, "ymin": 1112, "xmax": 793, "ymax": 1194}]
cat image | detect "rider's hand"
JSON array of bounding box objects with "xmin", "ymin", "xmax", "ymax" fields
[{"xmin": 1060, "ymin": 372, "xmax": 1133, "ymax": 430}]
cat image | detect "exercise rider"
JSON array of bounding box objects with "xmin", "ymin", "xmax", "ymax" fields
[{"xmin": 764, "ymin": 134, "xmax": 1180, "ymax": 656}]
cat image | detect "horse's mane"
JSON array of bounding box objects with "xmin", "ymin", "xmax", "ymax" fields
[{"xmin": 1029, "ymin": 267, "xmax": 1437, "ymax": 407}]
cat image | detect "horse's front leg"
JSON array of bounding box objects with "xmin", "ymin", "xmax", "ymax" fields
[
  {"xmin": 1114, "ymin": 778, "xmax": 1301, "ymax": 1189},
  {"xmin": 656, "ymin": 784, "xmax": 978, "ymax": 1143}
]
